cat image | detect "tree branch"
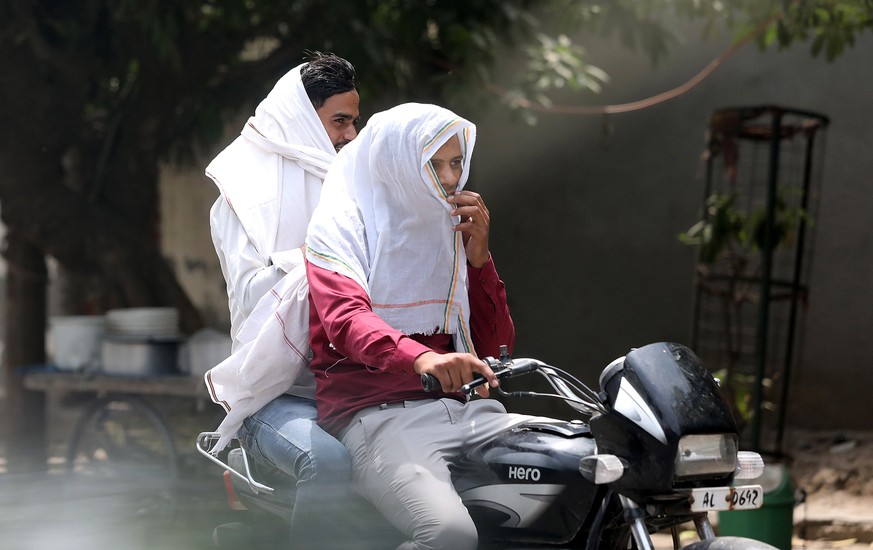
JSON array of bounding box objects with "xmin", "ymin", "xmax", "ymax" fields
[{"xmin": 487, "ymin": 12, "xmax": 781, "ymax": 116}]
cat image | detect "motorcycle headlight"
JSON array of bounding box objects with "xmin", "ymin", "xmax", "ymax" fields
[{"xmin": 674, "ymin": 434, "xmax": 737, "ymax": 479}]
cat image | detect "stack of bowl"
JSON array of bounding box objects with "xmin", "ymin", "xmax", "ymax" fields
[{"xmin": 101, "ymin": 307, "xmax": 182, "ymax": 376}]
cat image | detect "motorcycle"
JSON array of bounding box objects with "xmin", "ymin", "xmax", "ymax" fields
[{"xmin": 197, "ymin": 341, "xmax": 776, "ymax": 549}]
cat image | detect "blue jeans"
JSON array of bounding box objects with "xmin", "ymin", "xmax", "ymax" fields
[{"xmin": 239, "ymin": 394, "xmax": 353, "ymax": 547}]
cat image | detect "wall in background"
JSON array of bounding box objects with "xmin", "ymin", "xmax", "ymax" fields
[{"xmin": 469, "ymin": 25, "xmax": 873, "ymax": 429}]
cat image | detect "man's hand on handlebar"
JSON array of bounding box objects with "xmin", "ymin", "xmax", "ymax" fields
[{"xmin": 413, "ymin": 351, "xmax": 497, "ymax": 398}]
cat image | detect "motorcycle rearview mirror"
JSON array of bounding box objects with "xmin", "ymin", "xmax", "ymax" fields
[
  {"xmin": 579, "ymin": 454, "xmax": 626, "ymax": 484},
  {"xmin": 598, "ymin": 356, "xmax": 626, "ymax": 392}
]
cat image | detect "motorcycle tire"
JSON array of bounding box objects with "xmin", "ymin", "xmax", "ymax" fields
[
  {"xmin": 588, "ymin": 525, "xmax": 633, "ymax": 550},
  {"xmin": 567, "ymin": 488, "xmax": 633, "ymax": 550},
  {"xmin": 681, "ymin": 536, "xmax": 781, "ymax": 549}
]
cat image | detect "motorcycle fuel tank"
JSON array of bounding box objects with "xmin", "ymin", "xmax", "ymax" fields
[{"xmin": 456, "ymin": 420, "xmax": 602, "ymax": 545}]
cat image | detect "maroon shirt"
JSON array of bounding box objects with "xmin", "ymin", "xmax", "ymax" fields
[{"xmin": 306, "ymin": 257, "xmax": 515, "ymax": 436}]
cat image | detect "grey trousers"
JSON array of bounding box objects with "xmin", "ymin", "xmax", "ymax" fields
[{"xmin": 340, "ymin": 398, "xmax": 543, "ymax": 550}]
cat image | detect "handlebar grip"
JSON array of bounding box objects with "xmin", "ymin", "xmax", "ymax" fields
[
  {"xmin": 421, "ymin": 373, "xmax": 441, "ymax": 392},
  {"xmin": 421, "ymin": 373, "xmax": 488, "ymax": 394},
  {"xmin": 422, "ymin": 357, "xmax": 541, "ymax": 395}
]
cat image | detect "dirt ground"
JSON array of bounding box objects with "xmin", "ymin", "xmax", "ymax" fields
[{"xmin": 782, "ymin": 429, "xmax": 873, "ymax": 549}]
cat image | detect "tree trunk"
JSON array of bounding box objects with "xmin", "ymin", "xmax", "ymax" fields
[{"xmin": 2, "ymin": 232, "xmax": 48, "ymax": 473}]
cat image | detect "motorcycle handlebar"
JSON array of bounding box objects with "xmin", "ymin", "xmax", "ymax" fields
[{"xmin": 420, "ymin": 358, "xmax": 542, "ymax": 395}]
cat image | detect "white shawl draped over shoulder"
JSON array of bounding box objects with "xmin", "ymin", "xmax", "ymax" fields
[
  {"xmin": 306, "ymin": 103, "xmax": 478, "ymax": 355},
  {"xmin": 203, "ymin": 64, "xmax": 336, "ymax": 452}
]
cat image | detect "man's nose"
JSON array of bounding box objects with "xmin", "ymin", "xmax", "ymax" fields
[
  {"xmin": 439, "ymin": 168, "xmax": 457, "ymax": 188},
  {"xmin": 345, "ymin": 126, "xmax": 358, "ymax": 141}
]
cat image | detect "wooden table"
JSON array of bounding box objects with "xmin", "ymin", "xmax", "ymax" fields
[{"xmin": 23, "ymin": 369, "xmax": 206, "ymax": 398}]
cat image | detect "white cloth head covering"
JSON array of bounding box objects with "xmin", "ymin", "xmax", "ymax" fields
[
  {"xmin": 306, "ymin": 103, "xmax": 478, "ymax": 354},
  {"xmin": 205, "ymin": 63, "xmax": 336, "ymax": 257},
  {"xmin": 203, "ymin": 64, "xmax": 337, "ymax": 452}
]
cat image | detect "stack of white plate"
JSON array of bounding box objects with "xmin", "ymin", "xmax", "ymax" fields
[{"xmin": 105, "ymin": 307, "xmax": 180, "ymax": 340}]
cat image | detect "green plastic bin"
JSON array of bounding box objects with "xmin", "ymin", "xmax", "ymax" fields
[{"xmin": 718, "ymin": 463, "xmax": 795, "ymax": 550}]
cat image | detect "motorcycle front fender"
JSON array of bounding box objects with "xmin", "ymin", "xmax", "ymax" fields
[{"xmin": 681, "ymin": 536, "xmax": 780, "ymax": 550}]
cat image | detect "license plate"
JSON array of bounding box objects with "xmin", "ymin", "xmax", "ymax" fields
[{"xmin": 688, "ymin": 485, "xmax": 764, "ymax": 512}]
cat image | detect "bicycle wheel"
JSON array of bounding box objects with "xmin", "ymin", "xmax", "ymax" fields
[{"xmin": 65, "ymin": 395, "xmax": 178, "ymax": 479}]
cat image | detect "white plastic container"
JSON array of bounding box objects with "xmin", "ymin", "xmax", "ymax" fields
[
  {"xmin": 178, "ymin": 328, "xmax": 232, "ymax": 377},
  {"xmin": 49, "ymin": 315, "xmax": 106, "ymax": 371}
]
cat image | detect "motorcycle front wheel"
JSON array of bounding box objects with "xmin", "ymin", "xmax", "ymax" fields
[
  {"xmin": 681, "ymin": 536, "xmax": 780, "ymax": 549},
  {"xmin": 567, "ymin": 489, "xmax": 633, "ymax": 549},
  {"xmin": 581, "ymin": 532, "xmax": 780, "ymax": 550},
  {"xmin": 590, "ymin": 525, "xmax": 633, "ymax": 550}
]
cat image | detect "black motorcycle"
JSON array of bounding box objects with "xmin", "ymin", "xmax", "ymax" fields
[{"xmin": 197, "ymin": 342, "xmax": 776, "ymax": 549}]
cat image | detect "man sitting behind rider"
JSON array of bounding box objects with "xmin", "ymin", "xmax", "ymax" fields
[
  {"xmin": 206, "ymin": 52, "xmax": 361, "ymax": 547},
  {"xmin": 305, "ymin": 103, "xmax": 548, "ymax": 550}
]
